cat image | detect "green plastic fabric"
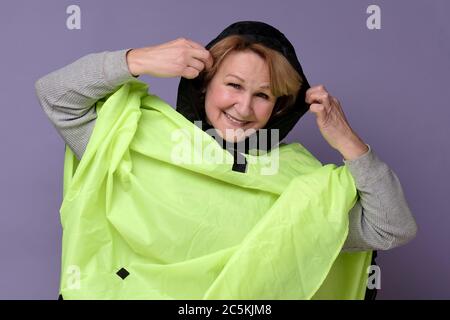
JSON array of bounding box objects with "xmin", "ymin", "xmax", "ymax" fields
[{"xmin": 59, "ymin": 80, "xmax": 373, "ymax": 299}]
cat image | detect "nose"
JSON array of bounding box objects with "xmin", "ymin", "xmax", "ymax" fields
[{"xmin": 233, "ymin": 93, "xmax": 253, "ymax": 119}]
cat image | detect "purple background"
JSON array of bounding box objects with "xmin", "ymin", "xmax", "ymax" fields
[{"xmin": 0, "ymin": 0, "xmax": 448, "ymax": 299}]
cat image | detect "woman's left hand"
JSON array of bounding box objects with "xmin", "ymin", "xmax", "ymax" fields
[{"xmin": 305, "ymin": 85, "xmax": 369, "ymax": 161}]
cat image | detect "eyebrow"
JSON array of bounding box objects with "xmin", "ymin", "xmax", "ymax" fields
[{"xmin": 225, "ymin": 74, "xmax": 270, "ymax": 89}]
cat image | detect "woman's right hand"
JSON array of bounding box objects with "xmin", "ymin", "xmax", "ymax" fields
[{"xmin": 126, "ymin": 38, "xmax": 213, "ymax": 79}]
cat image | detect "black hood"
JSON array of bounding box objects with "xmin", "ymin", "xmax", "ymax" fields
[{"xmin": 175, "ymin": 21, "xmax": 311, "ymax": 172}]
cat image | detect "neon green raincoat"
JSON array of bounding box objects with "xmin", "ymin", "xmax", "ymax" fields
[{"xmin": 59, "ymin": 80, "xmax": 373, "ymax": 299}]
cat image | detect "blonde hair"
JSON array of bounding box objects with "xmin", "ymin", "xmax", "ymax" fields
[{"xmin": 201, "ymin": 35, "xmax": 303, "ymax": 117}]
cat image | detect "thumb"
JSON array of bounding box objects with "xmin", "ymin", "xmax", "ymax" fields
[{"xmin": 309, "ymin": 103, "xmax": 327, "ymax": 123}]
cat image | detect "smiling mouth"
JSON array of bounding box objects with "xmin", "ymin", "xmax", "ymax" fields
[{"xmin": 223, "ymin": 112, "xmax": 250, "ymax": 126}]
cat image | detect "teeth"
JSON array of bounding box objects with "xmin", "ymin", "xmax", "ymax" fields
[{"xmin": 224, "ymin": 112, "xmax": 248, "ymax": 125}]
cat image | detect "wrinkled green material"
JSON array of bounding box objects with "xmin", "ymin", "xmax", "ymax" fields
[{"xmin": 59, "ymin": 80, "xmax": 372, "ymax": 299}]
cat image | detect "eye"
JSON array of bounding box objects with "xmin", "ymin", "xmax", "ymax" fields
[
  {"xmin": 256, "ymin": 92, "xmax": 269, "ymax": 100},
  {"xmin": 227, "ymin": 83, "xmax": 241, "ymax": 89}
]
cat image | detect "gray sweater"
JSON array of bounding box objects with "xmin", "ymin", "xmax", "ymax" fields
[{"xmin": 34, "ymin": 48, "xmax": 418, "ymax": 252}]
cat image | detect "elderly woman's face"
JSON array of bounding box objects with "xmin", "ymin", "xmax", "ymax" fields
[{"xmin": 204, "ymin": 50, "xmax": 276, "ymax": 142}]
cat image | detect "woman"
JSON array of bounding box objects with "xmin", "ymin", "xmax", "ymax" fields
[{"xmin": 35, "ymin": 21, "xmax": 417, "ymax": 299}]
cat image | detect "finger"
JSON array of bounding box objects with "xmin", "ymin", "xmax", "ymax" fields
[
  {"xmin": 305, "ymin": 85, "xmax": 328, "ymax": 101},
  {"xmin": 182, "ymin": 66, "xmax": 200, "ymax": 79},
  {"xmin": 309, "ymin": 103, "xmax": 327, "ymax": 122},
  {"xmin": 189, "ymin": 48, "xmax": 213, "ymax": 69},
  {"xmin": 185, "ymin": 40, "xmax": 214, "ymax": 68},
  {"xmin": 187, "ymin": 57, "xmax": 205, "ymax": 72},
  {"xmin": 305, "ymin": 91, "xmax": 333, "ymax": 108}
]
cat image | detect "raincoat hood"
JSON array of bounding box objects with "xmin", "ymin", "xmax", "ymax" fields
[{"xmin": 176, "ymin": 21, "xmax": 311, "ymax": 163}]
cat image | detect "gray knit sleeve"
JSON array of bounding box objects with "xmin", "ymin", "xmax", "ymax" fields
[
  {"xmin": 34, "ymin": 48, "xmax": 136, "ymax": 160},
  {"xmin": 341, "ymin": 144, "xmax": 418, "ymax": 252}
]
